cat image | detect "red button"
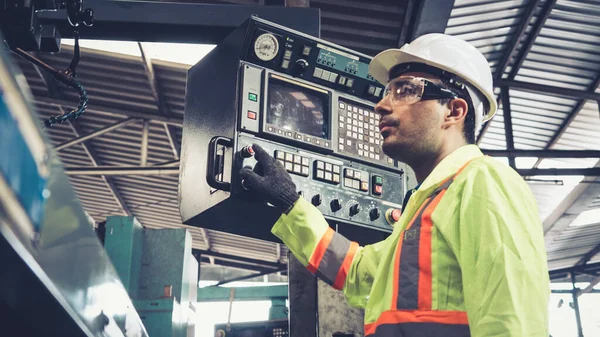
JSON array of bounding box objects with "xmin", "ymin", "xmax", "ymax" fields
[
  {"xmin": 247, "ymin": 111, "xmax": 257, "ymax": 120},
  {"xmin": 374, "ymin": 185, "xmax": 383, "ymax": 195},
  {"xmin": 391, "ymin": 209, "xmax": 401, "ymax": 222}
]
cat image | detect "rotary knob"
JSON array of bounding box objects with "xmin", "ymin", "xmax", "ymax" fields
[
  {"xmin": 311, "ymin": 194, "xmax": 322, "ymax": 207},
  {"xmin": 330, "ymin": 199, "xmax": 342, "ymax": 212},
  {"xmin": 349, "ymin": 203, "xmax": 361, "ymax": 216},
  {"xmin": 294, "ymin": 59, "xmax": 309, "ymax": 75},
  {"xmin": 369, "ymin": 207, "xmax": 381, "ymax": 221}
]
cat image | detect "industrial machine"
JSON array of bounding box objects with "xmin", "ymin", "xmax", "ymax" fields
[
  {"xmin": 0, "ymin": 30, "xmax": 147, "ymax": 336},
  {"xmin": 180, "ymin": 16, "xmax": 415, "ymax": 245}
]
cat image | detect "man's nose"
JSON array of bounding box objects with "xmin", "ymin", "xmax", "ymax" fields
[{"xmin": 375, "ymin": 94, "xmax": 392, "ymax": 116}]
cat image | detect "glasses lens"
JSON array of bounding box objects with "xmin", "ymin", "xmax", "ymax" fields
[{"xmin": 384, "ymin": 77, "xmax": 424, "ymax": 105}]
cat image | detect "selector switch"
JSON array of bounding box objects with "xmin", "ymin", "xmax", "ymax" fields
[
  {"xmin": 330, "ymin": 199, "xmax": 342, "ymax": 212},
  {"xmin": 349, "ymin": 203, "xmax": 361, "ymax": 216},
  {"xmin": 311, "ymin": 194, "xmax": 322, "ymax": 207},
  {"xmin": 369, "ymin": 207, "xmax": 381, "ymax": 221}
]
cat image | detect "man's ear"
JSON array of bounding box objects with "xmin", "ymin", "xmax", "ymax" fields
[{"xmin": 444, "ymin": 98, "xmax": 468, "ymax": 128}]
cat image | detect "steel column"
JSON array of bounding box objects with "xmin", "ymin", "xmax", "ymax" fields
[
  {"xmin": 501, "ymin": 87, "xmax": 516, "ymax": 169},
  {"xmin": 571, "ymin": 272, "xmax": 584, "ymax": 337},
  {"xmin": 56, "ymin": 117, "xmax": 139, "ymax": 151}
]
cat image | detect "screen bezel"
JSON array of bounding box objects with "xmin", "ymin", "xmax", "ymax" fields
[{"xmin": 262, "ymin": 73, "xmax": 332, "ymax": 148}]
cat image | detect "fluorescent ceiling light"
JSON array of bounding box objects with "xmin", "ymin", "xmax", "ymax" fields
[{"xmin": 570, "ymin": 208, "xmax": 600, "ymax": 227}]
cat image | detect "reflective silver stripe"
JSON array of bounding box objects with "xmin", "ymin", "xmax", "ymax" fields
[
  {"xmin": 396, "ymin": 178, "xmax": 455, "ymax": 310},
  {"xmin": 316, "ymin": 231, "xmax": 351, "ymax": 285},
  {"xmin": 368, "ymin": 321, "xmax": 470, "ymax": 337}
]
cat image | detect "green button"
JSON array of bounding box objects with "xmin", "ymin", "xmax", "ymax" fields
[
  {"xmin": 374, "ymin": 176, "xmax": 383, "ymax": 185},
  {"xmin": 248, "ymin": 93, "xmax": 258, "ymax": 102}
]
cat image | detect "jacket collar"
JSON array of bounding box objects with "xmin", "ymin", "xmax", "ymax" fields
[{"xmin": 410, "ymin": 144, "xmax": 484, "ymax": 198}]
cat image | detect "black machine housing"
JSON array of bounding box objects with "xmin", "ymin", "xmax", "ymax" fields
[{"xmin": 180, "ymin": 17, "xmax": 415, "ymax": 245}]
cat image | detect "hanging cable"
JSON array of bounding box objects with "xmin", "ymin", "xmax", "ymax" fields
[{"xmin": 10, "ymin": 0, "xmax": 93, "ymax": 128}]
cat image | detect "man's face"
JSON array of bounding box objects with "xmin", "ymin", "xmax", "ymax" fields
[{"xmin": 374, "ymin": 72, "xmax": 448, "ymax": 161}]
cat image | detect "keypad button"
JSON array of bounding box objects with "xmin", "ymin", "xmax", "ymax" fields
[
  {"xmin": 316, "ymin": 170, "xmax": 325, "ymax": 179},
  {"xmin": 353, "ymin": 171, "xmax": 361, "ymax": 179},
  {"xmin": 344, "ymin": 177, "xmax": 353, "ymax": 187},
  {"xmin": 324, "ymin": 172, "xmax": 332, "ymax": 181},
  {"xmin": 325, "ymin": 163, "xmax": 332, "ymax": 171},
  {"xmin": 352, "ymin": 180, "xmax": 360, "ymax": 190},
  {"xmin": 277, "ymin": 159, "xmax": 285, "ymax": 167},
  {"xmin": 333, "ymin": 174, "xmax": 340, "ymax": 183},
  {"xmin": 370, "ymin": 153, "xmax": 375, "ymax": 159},
  {"xmin": 375, "ymin": 154, "xmax": 380, "ymax": 160},
  {"xmin": 352, "ymin": 132, "xmax": 358, "ymax": 139},
  {"xmin": 339, "ymin": 137, "xmax": 344, "ymax": 144},
  {"xmin": 302, "ymin": 157, "xmax": 310, "ymax": 166},
  {"xmin": 339, "ymin": 122, "xmax": 344, "ymax": 128},
  {"xmin": 358, "ymin": 143, "xmax": 363, "ymax": 149},
  {"xmin": 353, "ymin": 120, "xmax": 358, "ymax": 126},
  {"xmin": 346, "ymin": 130, "xmax": 352, "ymax": 137},
  {"xmin": 347, "ymin": 111, "xmax": 352, "ymax": 117},
  {"xmin": 370, "ymin": 146, "xmax": 375, "ymax": 152},
  {"xmin": 376, "ymin": 139, "xmax": 380, "ymax": 145},
  {"xmin": 353, "ymin": 113, "xmax": 358, "ymax": 119},
  {"xmin": 333, "ymin": 165, "xmax": 340, "ymax": 174},
  {"xmin": 293, "ymin": 164, "xmax": 302, "ymax": 173},
  {"xmin": 285, "ymin": 162, "xmax": 293, "ymax": 171},
  {"xmin": 339, "ymin": 116, "xmax": 345, "ymax": 122},
  {"xmin": 358, "ymin": 149, "xmax": 363, "ymax": 156},
  {"xmin": 353, "ymin": 107, "xmax": 358, "ymax": 113},
  {"xmin": 293, "ymin": 155, "xmax": 301, "ymax": 164},
  {"xmin": 346, "ymin": 168, "xmax": 354, "ymax": 177},
  {"xmin": 317, "ymin": 161, "xmax": 324, "ymax": 170},
  {"xmin": 339, "ymin": 102, "xmax": 345, "ymax": 109},
  {"xmin": 346, "ymin": 139, "xmax": 352, "ymax": 146},
  {"xmin": 276, "ymin": 151, "xmax": 285, "ymax": 159},
  {"xmin": 301, "ymin": 166, "xmax": 310, "ymax": 176},
  {"xmin": 285, "ymin": 153, "xmax": 293, "ymax": 161},
  {"xmin": 361, "ymin": 181, "xmax": 369, "ymax": 191},
  {"xmin": 339, "ymin": 144, "xmax": 344, "ymax": 151},
  {"xmin": 359, "ymin": 134, "xmax": 364, "ymax": 141}
]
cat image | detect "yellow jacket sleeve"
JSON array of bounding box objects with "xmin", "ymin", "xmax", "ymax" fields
[
  {"xmin": 456, "ymin": 163, "xmax": 549, "ymax": 337},
  {"xmin": 272, "ymin": 197, "xmax": 386, "ymax": 309}
]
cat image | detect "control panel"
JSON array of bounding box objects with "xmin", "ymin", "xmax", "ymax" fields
[
  {"xmin": 244, "ymin": 23, "xmax": 385, "ymax": 104},
  {"xmin": 237, "ymin": 135, "xmax": 404, "ymax": 232}
]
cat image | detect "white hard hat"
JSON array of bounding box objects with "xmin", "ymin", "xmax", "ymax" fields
[{"xmin": 369, "ymin": 33, "xmax": 497, "ymax": 129}]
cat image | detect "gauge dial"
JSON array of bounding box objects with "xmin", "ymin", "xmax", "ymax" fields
[{"xmin": 254, "ymin": 33, "xmax": 279, "ymax": 61}]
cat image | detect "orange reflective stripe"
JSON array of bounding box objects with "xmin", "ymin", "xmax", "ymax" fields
[
  {"xmin": 307, "ymin": 227, "xmax": 334, "ymax": 273},
  {"xmin": 364, "ymin": 310, "xmax": 469, "ymax": 336},
  {"xmin": 418, "ymin": 189, "xmax": 447, "ymax": 310},
  {"xmin": 333, "ymin": 241, "xmax": 359, "ymax": 289}
]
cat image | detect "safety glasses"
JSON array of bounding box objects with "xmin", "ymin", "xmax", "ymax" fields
[{"xmin": 383, "ymin": 76, "xmax": 458, "ymax": 106}]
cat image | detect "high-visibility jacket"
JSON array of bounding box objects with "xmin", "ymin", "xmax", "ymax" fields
[{"xmin": 272, "ymin": 145, "xmax": 549, "ymax": 337}]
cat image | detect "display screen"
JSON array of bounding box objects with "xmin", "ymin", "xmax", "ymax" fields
[{"xmin": 267, "ymin": 77, "xmax": 329, "ymax": 139}]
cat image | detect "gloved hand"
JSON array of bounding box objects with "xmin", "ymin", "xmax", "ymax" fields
[{"xmin": 239, "ymin": 144, "xmax": 299, "ymax": 213}]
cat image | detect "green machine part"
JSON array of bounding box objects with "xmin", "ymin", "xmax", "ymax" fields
[{"xmin": 198, "ymin": 285, "xmax": 289, "ymax": 321}]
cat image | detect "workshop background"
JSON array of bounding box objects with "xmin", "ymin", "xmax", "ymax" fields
[{"xmin": 8, "ymin": 0, "xmax": 600, "ymax": 336}]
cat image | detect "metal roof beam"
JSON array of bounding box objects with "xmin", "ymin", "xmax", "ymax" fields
[
  {"xmin": 196, "ymin": 249, "xmax": 285, "ymax": 269},
  {"xmin": 501, "ymin": 87, "xmax": 516, "ymax": 169},
  {"xmin": 507, "ymin": 0, "xmax": 557, "ymax": 80},
  {"xmin": 549, "ymin": 261, "xmax": 600, "ymax": 280},
  {"xmin": 65, "ymin": 166, "xmax": 179, "ymax": 176},
  {"xmin": 138, "ymin": 43, "xmax": 180, "ymax": 160},
  {"xmin": 494, "ymin": 0, "xmax": 542, "ymax": 81},
  {"xmin": 66, "ymin": 119, "xmax": 131, "ymax": 216},
  {"xmin": 577, "ymin": 242, "xmax": 600, "ymax": 267},
  {"xmin": 482, "ymin": 150, "xmax": 600, "ymax": 158},
  {"xmin": 495, "ymin": 79, "xmax": 600, "ymax": 101},
  {"xmin": 518, "ymin": 167, "xmax": 600, "ymax": 176},
  {"xmin": 543, "ymin": 161, "xmax": 600, "ymax": 246},
  {"xmin": 55, "ymin": 117, "xmax": 139, "ymax": 151},
  {"xmin": 37, "ymin": 0, "xmax": 321, "ymax": 43}
]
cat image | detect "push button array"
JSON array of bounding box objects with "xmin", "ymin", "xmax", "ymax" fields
[
  {"xmin": 313, "ymin": 160, "xmax": 341, "ymax": 184},
  {"xmin": 372, "ymin": 175, "xmax": 383, "ymax": 196},
  {"xmin": 343, "ymin": 168, "xmax": 369, "ymax": 192},
  {"xmin": 275, "ymin": 150, "xmax": 310, "ymax": 177}
]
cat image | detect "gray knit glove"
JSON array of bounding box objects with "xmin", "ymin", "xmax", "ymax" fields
[{"xmin": 239, "ymin": 144, "xmax": 299, "ymax": 213}]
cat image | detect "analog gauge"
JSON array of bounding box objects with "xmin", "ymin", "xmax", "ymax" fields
[{"xmin": 254, "ymin": 33, "xmax": 279, "ymax": 61}]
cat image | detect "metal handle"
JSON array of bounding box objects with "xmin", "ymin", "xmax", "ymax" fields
[{"xmin": 207, "ymin": 136, "xmax": 233, "ymax": 191}]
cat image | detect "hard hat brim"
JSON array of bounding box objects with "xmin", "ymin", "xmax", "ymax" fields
[{"xmin": 369, "ymin": 48, "xmax": 497, "ymax": 122}]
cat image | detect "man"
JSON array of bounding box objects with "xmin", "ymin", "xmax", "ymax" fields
[{"xmin": 239, "ymin": 33, "xmax": 549, "ymax": 337}]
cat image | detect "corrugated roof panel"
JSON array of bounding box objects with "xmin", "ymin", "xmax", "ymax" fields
[{"xmin": 514, "ymin": 1, "xmax": 600, "ymax": 90}]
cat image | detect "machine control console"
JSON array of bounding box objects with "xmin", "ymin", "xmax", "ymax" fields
[{"xmin": 237, "ymin": 135, "xmax": 405, "ymax": 232}]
